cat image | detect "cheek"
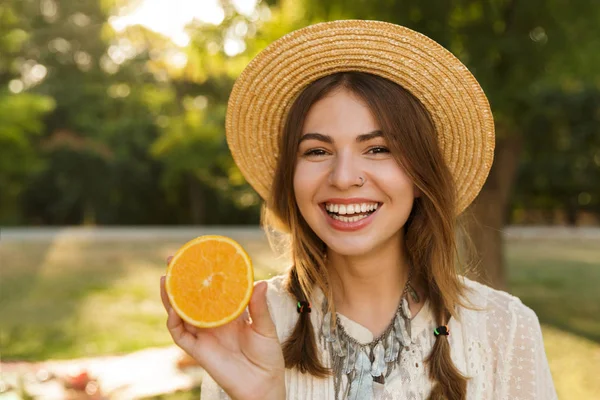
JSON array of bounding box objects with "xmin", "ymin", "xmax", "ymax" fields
[
  {"xmin": 372, "ymin": 162, "xmax": 415, "ymax": 197},
  {"xmin": 293, "ymin": 163, "xmax": 314, "ymax": 207},
  {"xmin": 293, "ymin": 174, "xmax": 320, "ymax": 229},
  {"xmin": 293, "ymin": 160, "xmax": 327, "ymax": 195}
]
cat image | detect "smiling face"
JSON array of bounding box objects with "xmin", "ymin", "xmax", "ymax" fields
[{"xmin": 293, "ymin": 87, "xmax": 419, "ymax": 257}]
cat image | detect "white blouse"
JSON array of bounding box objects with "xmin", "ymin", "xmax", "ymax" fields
[{"xmin": 201, "ymin": 274, "xmax": 558, "ymax": 400}]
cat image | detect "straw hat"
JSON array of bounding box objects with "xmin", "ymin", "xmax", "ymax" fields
[{"xmin": 225, "ymin": 19, "xmax": 495, "ymax": 215}]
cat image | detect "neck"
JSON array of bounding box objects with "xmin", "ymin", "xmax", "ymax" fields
[{"xmin": 325, "ymin": 233, "xmax": 423, "ymax": 336}]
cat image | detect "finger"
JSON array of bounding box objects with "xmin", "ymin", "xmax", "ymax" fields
[
  {"xmin": 183, "ymin": 321, "xmax": 200, "ymax": 336},
  {"xmin": 166, "ymin": 306, "xmax": 183, "ymax": 331},
  {"xmin": 230, "ymin": 307, "xmax": 250, "ymax": 326},
  {"xmin": 166, "ymin": 255, "xmax": 173, "ymax": 265},
  {"xmin": 167, "ymin": 308, "xmax": 205, "ymax": 361},
  {"xmin": 240, "ymin": 308, "xmax": 250, "ymax": 323},
  {"xmin": 248, "ymin": 281, "xmax": 278, "ymax": 339},
  {"xmin": 224, "ymin": 308, "xmax": 250, "ymax": 331},
  {"xmin": 160, "ymin": 276, "xmax": 172, "ymax": 312}
]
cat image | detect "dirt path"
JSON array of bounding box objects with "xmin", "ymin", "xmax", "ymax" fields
[{"xmin": 2, "ymin": 225, "xmax": 599, "ymax": 242}]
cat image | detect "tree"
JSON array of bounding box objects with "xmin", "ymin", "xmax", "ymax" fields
[
  {"xmin": 512, "ymin": 87, "xmax": 600, "ymax": 224},
  {"xmin": 0, "ymin": 1, "xmax": 55, "ymax": 224},
  {"xmin": 7, "ymin": 0, "xmax": 181, "ymax": 225}
]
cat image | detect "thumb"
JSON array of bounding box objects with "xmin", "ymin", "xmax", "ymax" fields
[{"xmin": 248, "ymin": 281, "xmax": 278, "ymax": 339}]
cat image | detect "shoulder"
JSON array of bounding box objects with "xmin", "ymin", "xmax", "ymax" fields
[
  {"xmin": 459, "ymin": 275, "xmax": 537, "ymax": 317},
  {"xmin": 457, "ymin": 278, "xmax": 557, "ymax": 398},
  {"xmin": 261, "ymin": 273, "xmax": 298, "ymax": 343},
  {"xmin": 457, "ymin": 275, "xmax": 543, "ymax": 347}
]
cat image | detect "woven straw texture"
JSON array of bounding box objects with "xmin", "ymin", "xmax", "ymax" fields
[{"xmin": 225, "ymin": 19, "xmax": 495, "ymax": 215}]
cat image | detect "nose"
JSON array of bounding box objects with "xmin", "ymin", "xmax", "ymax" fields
[{"xmin": 328, "ymin": 149, "xmax": 362, "ymax": 190}]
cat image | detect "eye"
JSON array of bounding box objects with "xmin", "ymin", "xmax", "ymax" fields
[
  {"xmin": 367, "ymin": 146, "xmax": 390, "ymax": 154},
  {"xmin": 303, "ymin": 148, "xmax": 329, "ymax": 157}
]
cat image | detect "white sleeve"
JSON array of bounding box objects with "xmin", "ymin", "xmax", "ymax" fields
[
  {"xmin": 200, "ymin": 370, "xmax": 232, "ymax": 400},
  {"xmin": 498, "ymin": 299, "xmax": 558, "ymax": 400}
]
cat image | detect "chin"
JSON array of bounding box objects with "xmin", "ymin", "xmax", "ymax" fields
[
  {"xmin": 320, "ymin": 234, "xmax": 380, "ymax": 257},
  {"xmin": 329, "ymin": 246, "xmax": 373, "ymax": 257}
]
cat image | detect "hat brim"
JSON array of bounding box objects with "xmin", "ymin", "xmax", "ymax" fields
[{"xmin": 226, "ymin": 19, "xmax": 495, "ymax": 215}]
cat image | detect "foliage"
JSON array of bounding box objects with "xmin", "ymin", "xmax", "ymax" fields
[
  {"xmin": 512, "ymin": 87, "xmax": 600, "ymax": 222},
  {"xmin": 0, "ymin": 0, "xmax": 598, "ymax": 225},
  {"xmin": 0, "ymin": 92, "xmax": 55, "ymax": 223},
  {"xmin": 0, "ymin": 2, "xmax": 56, "ymax": 223}
]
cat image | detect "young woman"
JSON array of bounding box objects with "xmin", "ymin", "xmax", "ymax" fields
[{"xmin": 159, "ymin": 20, "xmax": 557, "ymax": 400}]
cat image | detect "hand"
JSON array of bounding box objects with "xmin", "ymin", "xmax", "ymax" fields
[{"xmin": 160, "ymin": 256, "xmax": 286, "ymax": 400}]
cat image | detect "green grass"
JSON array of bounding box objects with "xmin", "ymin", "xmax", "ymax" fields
[
  {"xmin": 506, "ymin": 238, "xmax": 600, "ymax": 343},
  {"xmin": 0, "ymin": 235, "xmax": 283, "ymax": 361},
  {"xmin": 1, "ymin": 232, "xmax": 599, "ymax": 399}
]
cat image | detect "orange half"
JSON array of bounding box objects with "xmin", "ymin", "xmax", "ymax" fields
[{"xmin": 165, "ymin": 235, "xmax": 254, "ymax": 328}]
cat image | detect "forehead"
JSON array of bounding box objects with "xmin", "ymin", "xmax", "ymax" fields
[{"xmin": 301, "ymin": 88, "xmax": 379, "ymax": 139}]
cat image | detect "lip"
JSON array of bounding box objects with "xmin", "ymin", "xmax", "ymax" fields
[{"xmin": 319, "ymin": 200, "xmax": 382, "ymax": 232}]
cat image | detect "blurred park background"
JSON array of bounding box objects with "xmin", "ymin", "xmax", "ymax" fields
[{"xmin": 1, "ymin": 0, "xmax": 599, "ymax": 399}]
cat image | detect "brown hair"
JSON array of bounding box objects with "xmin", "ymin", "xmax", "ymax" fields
[{"xmin": 262, "ymin": 71, "xmax": 478, "ymax": 399}]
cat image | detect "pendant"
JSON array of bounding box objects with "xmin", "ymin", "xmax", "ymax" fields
[
  {"xmin": 384, "ymin": 329, "xmax": 394, "ymax": 362},
  {"xmin": 332, "ymin": 334, "xmax": 345, "ymax": 357},
  {"xmin": 322, "ymin": 312, "xmax": 336, "ymax": 342},
  {"xmin": 371, "ymin": 341, "xmax": 386, "ymax": 377},
  {"xmin": 407, "ymin": 283, "xmax": 420, "ymax": 303},
  {"xmin": 344, "ymin": 342, "xmax": 357, "ymax": 374},
  {"xmin": 401, "ymin": 297, "xmax": 412, "ymax": 320},
  {"xmin": 348, "ymin": 350, "xmax": 373, "ymax": 400},
  {"xmin": 394, "ymin": 311, "xmax": 410, "ymax": 345},
  {"xmin": 390, "ymin": 326, "xmax": 401, "ymax": 361}
]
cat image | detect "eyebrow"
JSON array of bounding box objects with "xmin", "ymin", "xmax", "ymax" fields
[{"xmin": 298, "ymin": 130, "xmax": 383, "ymax": 144}]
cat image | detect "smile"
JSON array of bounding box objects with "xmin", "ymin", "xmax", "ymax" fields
[{"xmin": 320, "ymin": 201, "xmax": 382, "ymax": 231}]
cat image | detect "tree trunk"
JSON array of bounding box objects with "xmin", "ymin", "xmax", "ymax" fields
[
  {"xmin": 564, "ymin": 198, "xmax": 578, "ymax": 226},
  {"xmin": 463, "ymin": 134, "xmax": 522, "ymax": 290},
  {"xmin": 188, "ymin": 174, "xmax": 205, "ymax": 224}
]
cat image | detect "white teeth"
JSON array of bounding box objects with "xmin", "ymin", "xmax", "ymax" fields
[
  {"xmin": 325, "ymin": 202, "xmax": 379, "ymax": 215},
  {"xmin": 331, "ymin": 214, "xmax": 369, "ymax": 222}
]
